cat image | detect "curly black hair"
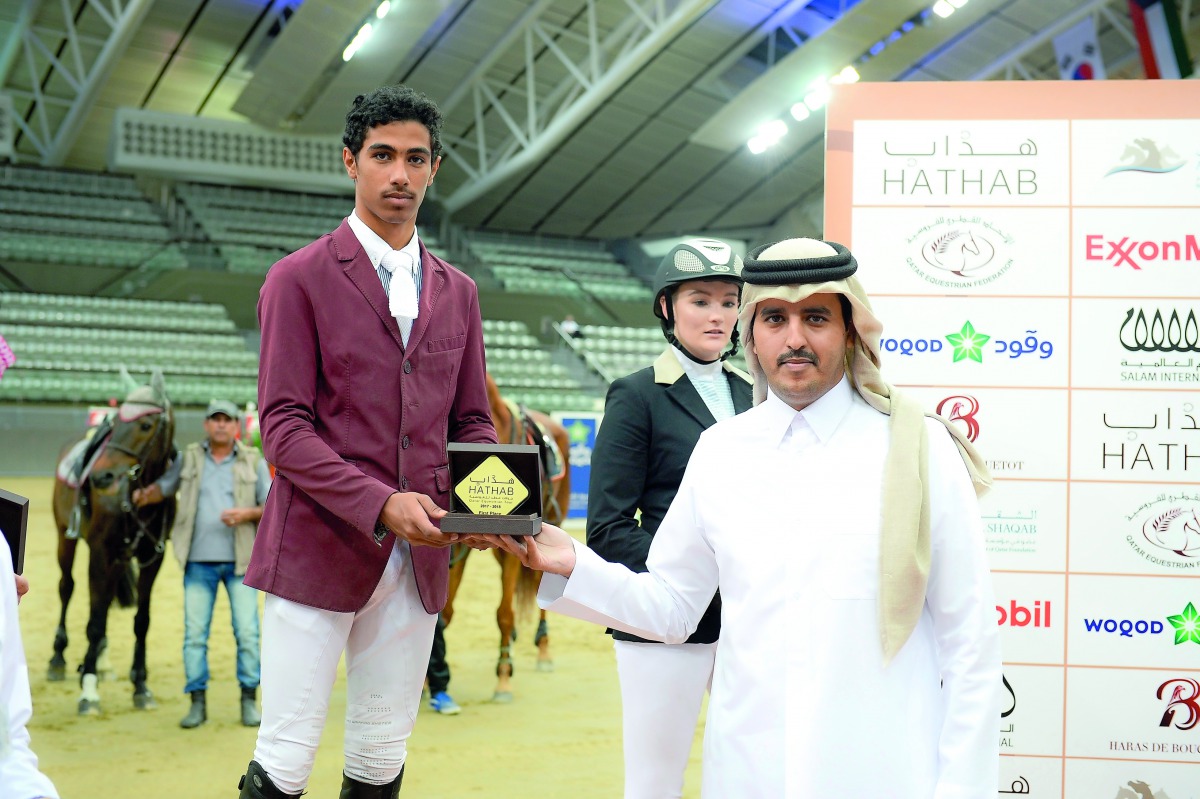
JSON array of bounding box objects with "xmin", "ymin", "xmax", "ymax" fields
[{"xmin": 342, "ymin": 85, "xmax": 444, "ymax": 160}]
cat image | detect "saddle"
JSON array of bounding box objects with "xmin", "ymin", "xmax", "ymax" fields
[{"xmin": 502, "ymin": 398, "xmax": 565, "ymax": 483}]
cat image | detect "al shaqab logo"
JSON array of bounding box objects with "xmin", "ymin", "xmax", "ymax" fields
[
  {"xmin": 1120, "ymin": 308, "xmax": 1200, "ymax": 353},
  {"xmin": 1105, "ymin": 137, "xmax": 1186, "ymax": 177},
  {"xmin": 937, "ymin": 394, "xmax": 980, "ymax": 442}
]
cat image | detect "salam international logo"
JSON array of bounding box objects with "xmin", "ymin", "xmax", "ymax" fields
[{"xmin": 1105, "ymin": 137, "xmax": 1186, "ymax": 177}]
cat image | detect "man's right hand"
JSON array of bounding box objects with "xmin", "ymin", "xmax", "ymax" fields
[{"xmin": 378, "ymin": 492, "xmax": 458, "ymax": 548}]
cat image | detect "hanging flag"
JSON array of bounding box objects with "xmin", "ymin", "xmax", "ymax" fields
[
  {"xmin": 1128, "ymin": 0, "xmax": 1194, "ymax": 79},
  {"xmin": 1053, "ymin": 16, "xmax": 1107, "ymax": 79}
]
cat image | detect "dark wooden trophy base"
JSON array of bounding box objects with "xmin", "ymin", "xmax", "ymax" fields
[{"xmin": 441, "ymin": 512, "xmax": 541, "ymax": 536}]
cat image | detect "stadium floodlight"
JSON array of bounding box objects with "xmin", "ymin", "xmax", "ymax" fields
[
  {"xmin": 376, "ymin": 1, "xmax": 392, "ymax": 19},
  {"xmin": 932, "ymin": 0, "xmax": 955, "ymax": 18},
  {"xmin": 829, "ymin": 66, "xmax": 860, "ymax": 84},
  {"xmin": 790, "ymin": 102, "xmax": 811, "ymax": 122},
  {"xmin": 343, "ymin": 23, "xmax": 375, "ymax": 62},
  {"xmin": 747, "ymin": 119, "xmax": 788, "ymax": 154}
]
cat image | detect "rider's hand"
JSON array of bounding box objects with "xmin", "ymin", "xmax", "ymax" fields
[
  {"xmin": 131, "ymin": 483, "xmax": 164, "ymax": 508},
  {"xmin": 378, "ymin": 492, "xmax": 457, "ymax": 548}
]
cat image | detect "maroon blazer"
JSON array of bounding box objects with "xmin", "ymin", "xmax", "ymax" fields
[{"xmin": 247, "ymin": 220, "xmax": 496, "ymax": 613}]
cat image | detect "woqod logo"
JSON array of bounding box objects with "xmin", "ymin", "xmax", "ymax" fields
[{"xmin": 1105, "ymin": 138, "xmax": 1186, "ymax": 177}]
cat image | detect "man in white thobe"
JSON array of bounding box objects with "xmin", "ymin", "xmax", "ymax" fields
[{"xmin": 483, "ymin": 238, "xmax": 1003, "ymax": 798}]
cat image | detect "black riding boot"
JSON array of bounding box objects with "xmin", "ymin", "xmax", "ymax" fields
[
  {"xmin": 338, "ymin": 766, "xmax": 404, "ymax": 798},
  {"xmin": 179, "ymin": 689, "xmax": 206, "ymax": 729},
  {"xmin": 238, "ymin": 760, "xmax": 302, "ymax": 799}
]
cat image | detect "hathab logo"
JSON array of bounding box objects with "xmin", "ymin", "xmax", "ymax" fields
[
  {"xmin": 1157, "ymin": 677, "xmax": 1199, "ymax": 730},
  {"xmin": 1120, "ymin": 308, "xmax": 1200, "ymax": 353},
  {"xmin": 1085, "ymin": 234, "xmax": 1200, "ymax": 270},
  {"xmin": 997, "ymin": 599, "xmax": 1051, "ymax": 628},
  {"xmin": 1105, "ymin": 138, "xmax": 1186, "ymax": 177},
  {"xmin": 937, "ymin": 394, "xmax": 980, "ymax": 441},
  {"xmin": 1113, "ymin": 780, "xmax": 1176, "ymax": 799}
]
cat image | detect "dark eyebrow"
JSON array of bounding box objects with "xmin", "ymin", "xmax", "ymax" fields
[{"xmin": 365, "ymin": 143, "xmax": 432, "ymax": 157}]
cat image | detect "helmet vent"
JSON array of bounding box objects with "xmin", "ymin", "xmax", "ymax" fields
[{"xmin": 674, "ymin": 251, "xmax": 704, "ymax": 272}]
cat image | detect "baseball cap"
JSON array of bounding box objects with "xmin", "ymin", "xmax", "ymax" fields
[{"xmin": 205, "ymin": 399, "xmax": 239, "ymax": 420}]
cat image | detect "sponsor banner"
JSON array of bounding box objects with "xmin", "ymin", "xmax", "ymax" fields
[
  {"xmin": 1064, "ymin": 758, "xmax": 1200, "ymax": 799},
  {"xmin": 993, "ymin": 573, "xmax": 1065, "ymax": 665},
  {"xmin": 850, "ymin": 207, "xmax": 1069, "ymax": 295},
  {"xmin": 978, "ymin": 481, "xmax": 1068, "ymax": 572},
  {"xmin": 551, "ymin": 412, "xmax": 601, "ymax": 519},
  {"xmin": 871, "ymin": 296, "xmax": 1069, "ymax": 388},
  {"xmin": 904, "ymin": 386, "xmax": 1068, "ymax": 480},
  {"xmin": 1072, "ymin": 297, "xmax": 1200, "ymax": 388},
  {"xmin": 1071, "ymin": 119, "xmax": 1200, "ymax": 207},
  {"xmin": 1068, "ymin": 574, "xmax": 1200, "ymax": 668},
  {"xmin": 1070, "ymin": 391, "xmax": 1200, "ymax": 481},
  {"xmin": 999, "ymin": 757, "xmax": 1061, "ymax": 799},
  {"xmin": 1072, "ymin": 207, "xmax": 1200, "ymax": 297},
  {"xmin": 852, "ymin": 120, "xmax": 1070, "ymax": 206},
  {"xmin": 1000, "ymin": 665, "xmax": 1065, "ymax": 757},
  {"xmin": 1065, "ymin": 667, "xmax": 1200, "ymax": 761},
  {"xmin": 1068, "ymin": 482, "xmax": 1200, "ymax": 575}
]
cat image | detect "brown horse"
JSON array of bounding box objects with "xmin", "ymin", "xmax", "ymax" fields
[
  {"xmin": 444, "ymin": 373, "xmax": 570, "ymax": 702},
  {"xmin": 48, "ymin": 369, "xmax": 176, "ymax": 715}
]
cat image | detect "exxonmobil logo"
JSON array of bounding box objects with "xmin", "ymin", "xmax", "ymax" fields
[
  {"xmin": 997, "ymin": 600, "xmax": 1051, "ymax": 628},
  {"xmin": 1085, "ymin": 234, "xmax": 1200, "ymax": 270}
]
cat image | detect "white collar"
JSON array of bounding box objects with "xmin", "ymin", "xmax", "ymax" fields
[
  {"xmin": 347, "ymin": 212, "xmax": 421, "ymax": 270},
  {"xmin": 761, "ymin": 374, "xmax": 854, "ymax": 447},
  {"xmin": 670, "ymin": 345, "xmax": 724, "ymax": 380}
]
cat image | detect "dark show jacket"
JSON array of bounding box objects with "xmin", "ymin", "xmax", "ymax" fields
[
  {"xmin": 587, "ymin": 348, "xmax": 752, "ymax": 644},
  {"xmin": 248, "ymin": 220, "xmax": 496, "ymax": 614}
]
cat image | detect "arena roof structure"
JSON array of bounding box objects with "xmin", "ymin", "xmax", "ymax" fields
[{"xmin": 1, "ymin": 0, "xmax": 1197, "ymax": 242}]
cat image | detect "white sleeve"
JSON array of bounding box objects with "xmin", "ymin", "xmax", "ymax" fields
[
  {"xmin": 0, "ymin": 536, "xmax": 61, "ymax": 799},
  {"xmin": 922, "ymin": 422, "xmax": 1003, "ymax": 799},
  {"xmin": 539, "ymin": 464, "xmax": 719, "ymax": 643}
]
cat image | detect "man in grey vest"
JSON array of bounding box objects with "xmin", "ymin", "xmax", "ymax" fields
[{"xmin": 170, "ymin": 399, "xmax": 271, "ymax": 729}]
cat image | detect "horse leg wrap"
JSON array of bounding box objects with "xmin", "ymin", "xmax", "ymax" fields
[
  {"xmin": 238, "ymin": 760, "xmax": 302, "ymax": 799},
  {"xmin": 339, "ymin": 766, "xmax": 404, "ymax": 798}
]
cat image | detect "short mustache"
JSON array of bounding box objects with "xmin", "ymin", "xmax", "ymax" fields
[{"xmin": 777, "ymin": 349, "xmax": 817, "ymax": 367}]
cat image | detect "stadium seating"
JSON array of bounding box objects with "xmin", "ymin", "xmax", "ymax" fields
[
  {"xmin": 471, "ymin": 237, "xmax": 651, "ymax": 303},
  {"xmin": 482, "ymin": 319, "xmax": 602, "ymax": 412},
  {"xmin": 0, "ymin": 292, "xmax": 258, "ymax": 406}
]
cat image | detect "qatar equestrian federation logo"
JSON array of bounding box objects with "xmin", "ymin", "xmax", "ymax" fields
[
  {"xmin": 1157, "ymin": 677, "xmax": 1200, "ymax": 730},
  {"xmin": 1143, "ymin": 506, "xmax": 1200, "ymax": 559},
  {"xmin": 1105, "ymin": 137, "xmax": 1186, "ymax": 177},
  {"xmin": 921, "ymin": 229, "xmax": 996, "ymax": 277},
  {"xmin": 937, "ymin": 394, "xmax": 980, "ymax": 442},
  {"xmin": 945, "ymin": 321, "xmax": 990, "ymax": 363}
]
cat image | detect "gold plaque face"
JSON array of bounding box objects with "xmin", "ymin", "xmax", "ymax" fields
[{"xmin": 454, "ymin": 455, "xmax": 530, "ymax": 515}]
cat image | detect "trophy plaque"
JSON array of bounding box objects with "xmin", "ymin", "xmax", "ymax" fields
[
  {"xmin": 441, "ymin": 443, "xmax": 542, "ymax": 535},
  {"xmin": 0, "ymin": 488, "xmax": 30, "ymax": 573}
]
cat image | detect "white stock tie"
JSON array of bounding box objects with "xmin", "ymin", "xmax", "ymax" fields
[{"xmin": 379, "ymin": 250, "xmax": 418, "ymax": 344}]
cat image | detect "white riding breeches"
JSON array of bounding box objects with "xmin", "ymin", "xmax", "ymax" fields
[
  {"xmin": 253, "ymin": 542, "xmax": 437, "ymax": 793},
  {"xmin": 613, "ymin": 639, "xmax": 716, "ymax": 799}
]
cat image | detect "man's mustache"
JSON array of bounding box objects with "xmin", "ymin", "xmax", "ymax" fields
[{"xmin": 777, "ymin": 349, "xmax": 817, "ymax": 366}]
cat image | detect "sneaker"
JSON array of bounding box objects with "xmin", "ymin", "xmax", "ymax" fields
[{"xmin": 428, "ymin": 691, "xmax": 461, "ymax": 715}]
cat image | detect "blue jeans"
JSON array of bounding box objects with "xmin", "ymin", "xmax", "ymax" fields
[{"xmin": 182, "ymin": 561, "xmax": 261, "ymax": 694}]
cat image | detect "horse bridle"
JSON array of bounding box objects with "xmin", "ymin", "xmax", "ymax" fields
[{"xmin": 108, "ymin": 407, "xmax": 173, "ymax": 567}]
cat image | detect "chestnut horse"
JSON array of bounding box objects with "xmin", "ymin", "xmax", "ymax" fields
[
  {"xmin": 48, "ymin": 370, "xmax": 176, "ymax": 715},
  {"xmin": 444, "ymin": 373, "xmax": 570, "ymax": 702}
]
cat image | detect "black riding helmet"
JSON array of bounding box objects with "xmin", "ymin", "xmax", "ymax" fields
[{"xmin": 652, "ymin": 238, "xmax": 745, "ymax": 362}]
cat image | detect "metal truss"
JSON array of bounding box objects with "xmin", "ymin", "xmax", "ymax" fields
[
  {"xmin": 970, "ymin": 0, "xmax": 1196, "ymax": 81},
  {"xmin": 0, "ymin": 0, "xmax": 153, "ymax": 165},
  {"xmin": 440, "ymin": 0, "xmax": 714, "ymax": 213}
]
